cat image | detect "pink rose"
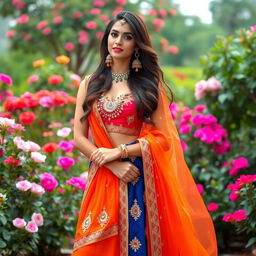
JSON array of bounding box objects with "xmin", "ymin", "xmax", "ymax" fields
[
  {"xmin": 31, "ymin": 182, "xmax": 45, "ymax": 195},
  {"xmin": 93, "ymin": 0, "xmax": 105, "ymax": 7},
  {"xmin": 229, "ymin": 190, "xmax": 240, "ymax": 202},
  {"xmin": 25, "ymin": 221, "xmax": 38, "ymax": 233},
  {"xmin": 31, "ymin": 213, "xmax": 44, "ymax": 226},
  {"xmin": 250, "ymin": 25, "xmax": 256, "ymax": 31},
  {"xmin": 57, "ymin": 156, "xmax": 75, "ymax": 170},
  {"xmin": 28, "ymin": 141, "xmax": 41, "ymax": 151},
  {"xmin": 194, "ymin": 105, "xmax": 206, "ymax": 112},
  {"xmin": 207, "ymin": 202, "xmax": 219, "ymax": 212},
  {"xmin": 17, "ymin": 14, "xmax": 29, "ymax": 24},
  {"xmin": 42, "ymin": 27, "xmax": 52, "ymax": 35},
  {"xmin": 169, "ymin": 46, "xmax": 179, "ymax": 54},
  {"xmin": 57, "ymin": 127, "xmax": 72, "ymax": 137},
  {"xmin": 207, "ymin": 77, "xmax": 222, "ymax": 91},
  {"xmin": 86, "ymin": 21, "xmax": 97, "ymax": 30},
  {"xmin": 37, "ymin": 20, "xmax": 48, "ymax": 30},
  {"xmin": 40, "ymin": 172, "xmax": 58, "ymax": 192},
  {"xmin": 27, "ymin": 75, "xmax": 39, "ymax": 83},
  {"xmin": 116, "ymin": 0, "xmax": 126, "ymax": 5},
  {"xmin": 5, "ymin": 30, "xmax": 16, "ymax": 38},
  {"xmin": 213, "ymin": 140, "xmax": 231, "ymax": 155},
  {"xmin": 148, "ymin": 9, "xmax": 157, "ymax": 16},
  {"xmin": 13, "ymin": 218, "xmax": 26, "ymax": 228},
  {"xmin": 80, "ymin": 172, "xmax": 88, "ymax": 182},
  {"xmin": 52, "ymin": 16, "xmax": 62, "ymax": 24},
  {"xmin": 65, "ymin": 42, "xmax": 74, "ymax": 51},
  {"xmin": 195, "ymin": 80, "xmax": 208, "ymax": 100},
  {"xmin": 72, "ymin": 12, "xmax": 82, "ymax": 19},
  {"xmin": 31, "ymin": 152, "xmax": 46, "ymax": 163},
  {"xmin": 0, "ymin": 117, "xmax": 15, "ymax": 127},
  {"xmin": 179, "ymin": 125, "xmax": 191, "ymax": 134},
  {"xmin": 90, "ymin": 8, "xmax": 101, "ymax": 15},
  {"xmin": 39, "ymin": 96, "xmax": 54, "ymax": 108},
  {"xmin": 58, "ymin": 141, "xmax": 74, "ymax": 152},
  {"xmin": 16, "ymin": 180, "xmax": 32, "ymax": 191}
]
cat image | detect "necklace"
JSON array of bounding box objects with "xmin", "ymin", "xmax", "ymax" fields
[{"xmin": 111, "ymin": 71, "xmax": 129, "ymax": 83}]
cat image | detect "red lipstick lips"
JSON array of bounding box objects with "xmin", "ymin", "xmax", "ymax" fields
[{"xmin": 112, "ymin": 47, "xmax": 123, "ymax": 53}]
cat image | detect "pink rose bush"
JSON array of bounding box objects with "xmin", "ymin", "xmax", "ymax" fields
[
  {"xmin": 66, "ymin": 177, "xmax": 86, "ymax": 190},
  {"xmin": 195, "ymin": 77, "xmax": 222, "ymax": 100}
]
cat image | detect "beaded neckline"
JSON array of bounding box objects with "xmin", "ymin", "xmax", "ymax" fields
[{"xmin": 100, "ymin": 92, "xmax": 132, "ymax": 102}]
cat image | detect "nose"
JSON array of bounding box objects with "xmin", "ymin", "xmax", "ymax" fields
[{"xmin": 115, "ymin": 35, "xmax": 122, "ymax": 45}]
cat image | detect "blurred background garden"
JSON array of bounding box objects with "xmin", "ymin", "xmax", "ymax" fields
[{"xmin": 0, "ymin": 0, "xmax": 255, "ymax": 255}]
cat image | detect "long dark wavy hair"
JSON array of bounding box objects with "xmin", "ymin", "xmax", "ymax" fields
[{"xmin": 81, "ymin": 11, "xmax": 173, "ymax": 125}]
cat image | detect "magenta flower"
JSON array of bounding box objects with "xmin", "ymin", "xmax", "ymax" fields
[
  {"xmin": 222, "ymin": 213, "xmax": 234, "ymax": 222},
  {"xmin": 13, "ymin": 218, "xmax": 26, "ymax": 228},
  {"xmin": 42, "ymin": 27, "xmax": 52, "ymax": 35},
  {"xmin": 229, "ymin": 190, "xmax": 240, "ymax": 202},
  {"xmin": 213, "ymin": 140, "xmax": 231, "ymax": 155},
  {"xmin": 180, "ymin": 139, "xmax": 187, "ymax": 151},
  {"xmin": 233, "ymin": 209, "xmax": 247, "ymax": 222},
  {"xmin": 16, "ymin": 14, "xmax": 29, "ymax": 24},
  {"xmin": 196, "ymin": 184, "xmax": 204, "ymax": 195},
  {"xmin": 0, "ymin": 73, "xmax": 13, "ymax": 86},
  {"xmin": 250, "ymin": 25, "xmax": 256, "ymax": 31},
  {"xmin": 180, "ymin": 125, "xmax": 191, "ymax": 134},
  {"xmin": 66, "ymin": 177, "xmax": 86, "ymax": 190},
  {"xmin": 195, "ymin": 80, "xmax": 208, "ymax": 100},
  {"xmin": 229, "ymin": 157, "xmax": 249, "ymax": 176},
  {"xmin": 40, "ymin": 172, "xmax": 58, "ymax": 192},
  {"xmin": 116, "ymin": 0, "xmax": 126, "ymax": 5},
  {"xmin": 58, "ymin": 141, "xmax": 74, "ymax": 153},
  {"xmin": 194, "ymin": 105, "xmax": 206, "ymax": 112},
  {"xmin": 31, "ymin": 213, "xmax": 44, "ymax": 226},
  {"xmin": 25, "ymin": 221, "xmax": 38, "ymax": 233},
  {"xmin": 207, "ymin": 203, "xmax": 219, "ymax": 212},
  {"xmin": 57, "ymin": 156, "xmax": 75, "ymax": 170}
]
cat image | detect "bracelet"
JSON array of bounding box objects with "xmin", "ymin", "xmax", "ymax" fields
[{"xmin": 118, "ymin": 144, "xmax": 129, "ymax": 159}]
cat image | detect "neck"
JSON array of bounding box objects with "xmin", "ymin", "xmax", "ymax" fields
[{"xmin": 111, "ymin": 58, "xmax": 130, "ymax": 73}]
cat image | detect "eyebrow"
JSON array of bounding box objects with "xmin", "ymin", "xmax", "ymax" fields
[{"xmin": 111, "ymin": 29, "xmax": 133, "ymax": 35}]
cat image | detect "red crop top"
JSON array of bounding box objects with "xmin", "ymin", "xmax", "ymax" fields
[{"xmin": 96, "ymin": 93, "xmax": 143, "ymax": 136}]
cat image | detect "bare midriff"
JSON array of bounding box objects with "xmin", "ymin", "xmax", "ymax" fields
[{"xmin": 109, "ymin": 132, "xmax": 138, "ymax": 147}]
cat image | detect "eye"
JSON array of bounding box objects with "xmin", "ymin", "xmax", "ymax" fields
[
  {"xmin": 110, "ymin": 32, "xmax": 118, "ymax": 38},
  {"xmin": 124, "ymin": 35, "xmax": 133, "ymax": 40}
]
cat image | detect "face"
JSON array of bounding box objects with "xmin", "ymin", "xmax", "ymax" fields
[{"xmin": 107, "ymin": 20, "xmax": 137, "ymax": 61}]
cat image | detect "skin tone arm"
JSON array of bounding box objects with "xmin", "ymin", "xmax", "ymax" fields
[{"xmin": 73, "ymin": 78, "xmax": 140, "ymax": 183}]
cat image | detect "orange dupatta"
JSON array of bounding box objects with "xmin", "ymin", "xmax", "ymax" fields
[{"xmin": 72, "ymin": 85, "xmax": 218, "ymax": 256}]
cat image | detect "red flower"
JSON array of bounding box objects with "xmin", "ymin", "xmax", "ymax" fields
[
  {"xmin": 48, "ymin": 75, "xmax": 64, "ymax": 85},
  {"xmin": 0, "ymin": 112, "xmax": 12, "ymax": 119},
  {"xmin": 4, "ymin": 156, "xmax": 20, "ymax": 167},
  {"xmin": 19, "ymin": 111, "xmax": 36, "ymax": 125},
  {"xmin": 42, "ymin": 142, "xmax": 58, "ymax": 153}
]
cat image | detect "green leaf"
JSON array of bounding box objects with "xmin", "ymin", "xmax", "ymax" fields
[
  {"xmin": 2, "ymin": 229, "xmax": 11, "ymax": 241},
  {"xmin": 0, "ymin": 239, "xmax": 7, "ymax": 248},
  {"xmin": 0, "ymin": 215, "xmax": 7, "ymax": 225},
  {"xmin": 245, "ymin": 237, "xmax": 256, "ymax": 248}
]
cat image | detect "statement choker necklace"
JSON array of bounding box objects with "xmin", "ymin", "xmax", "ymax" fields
[{"xmin": 111, "ymin": 71, "xmax": 129, "ymax": 83}]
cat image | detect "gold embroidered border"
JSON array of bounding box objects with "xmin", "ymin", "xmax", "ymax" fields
[
  {"xmin": 138, "ymin": 138, "xmax": 162, "ymax": 256},
  {"xmin": 73, "ymin": 224, "xmax": 118, "ymax": 251},
  {"xmin": 119, "ymin": 180, "xmax": 129, "ymax": 256}
]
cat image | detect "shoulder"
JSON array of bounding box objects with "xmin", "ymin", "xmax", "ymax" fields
[{"xmin": 77, "ymin": 74, "xmax": 92, "ymax": 98}]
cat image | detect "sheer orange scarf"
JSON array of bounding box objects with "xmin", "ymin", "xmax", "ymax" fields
[{"xmin": 72, "ymin": 85, "xmax": 218, "ymax": 256}]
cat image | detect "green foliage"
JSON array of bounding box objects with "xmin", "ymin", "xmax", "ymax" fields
[{"xmin": 163, "ymin": 66, "xmax": 201, "ymax": 106}]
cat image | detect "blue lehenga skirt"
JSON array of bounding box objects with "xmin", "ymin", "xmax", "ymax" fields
[{"xmin": 123, "ymin": 141, "xmax": 147, "ymax": 256}]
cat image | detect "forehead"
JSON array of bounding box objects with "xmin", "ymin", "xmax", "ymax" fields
[{"xmin": 110, "ymin": 21, "xmax": 133, "ymax": 34}]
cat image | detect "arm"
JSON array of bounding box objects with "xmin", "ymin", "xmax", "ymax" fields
[{"xmin": 73, "ymin": 77, "xmax": 98, "ymax": 158}]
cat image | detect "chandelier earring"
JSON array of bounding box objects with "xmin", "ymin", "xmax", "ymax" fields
[
  {"xmin": 132, "ymin": 49, "xmax": 142, "ymax": 72},
  {"xmin": 105, "ymin": 54, "xmax": 113, "ymax": 67}
]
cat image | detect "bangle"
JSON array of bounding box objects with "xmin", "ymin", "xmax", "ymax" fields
[{"xmin": 118, "ymin": 144, "xmax": 129, "ymax": 159}]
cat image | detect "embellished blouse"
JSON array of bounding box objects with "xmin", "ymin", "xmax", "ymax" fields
[{"xmin": 96, "ymin": 93, "xmax": 143, "ymax": 136}]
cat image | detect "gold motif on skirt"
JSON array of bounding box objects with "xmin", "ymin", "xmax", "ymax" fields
[
  {"xmin": 129, "ymin": 237, "xmax": 142, "ymax": 252},
  {"xmin": 129, "ymin": 199, "xmax": 142, "ymax": 221},
  {"xmin": 82, "ymin": 212, "xmax": 92, "ymax": 233},
  {"xmin": 97, "ymin": 207, "xmax": 109, "ymax": 227}
]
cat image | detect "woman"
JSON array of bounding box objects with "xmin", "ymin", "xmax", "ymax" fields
[{"xmin": 72, "ymin": 11, "xmax": 217, "ymax": 256}]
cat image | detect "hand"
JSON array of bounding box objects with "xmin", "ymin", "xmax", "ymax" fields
[
  {"xmin": 105, "ymin": 161, "xmax": 140, "ymax": 183},
  {"xmin": 90, "ymin": 147, "xmax": 121, "ymax": 166}
]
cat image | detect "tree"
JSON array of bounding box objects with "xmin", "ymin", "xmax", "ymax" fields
[{"xmin": 210, "ymin": 0, "xmax": 256, "ymax": 35}]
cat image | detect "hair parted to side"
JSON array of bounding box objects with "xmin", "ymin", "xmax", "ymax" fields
[{"xmin": 80, "ymin": 11, "xmax": 173, "ymax": 124}]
